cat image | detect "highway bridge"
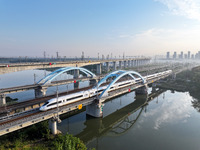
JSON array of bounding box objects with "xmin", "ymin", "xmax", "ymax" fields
[
  {"xmin": 0, "ymin": 57, "xmax": 150, "ymax": 75},
  {"xmin": 0, "ymin": 68, "xmax": 171, "ymax": 136}
]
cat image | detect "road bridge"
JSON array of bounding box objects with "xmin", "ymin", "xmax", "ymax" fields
[
  {"xmin": 0, "ymin": 58, "xmax": 150, "ymax": 75},
  {"xmin": 0, "ymin": 69, "xmax": 171, "ymax": 136}
]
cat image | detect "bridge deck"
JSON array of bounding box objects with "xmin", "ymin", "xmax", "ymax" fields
[{"xmin": 0, "ymin": 71, "xmax": 171, "ymax": 136}]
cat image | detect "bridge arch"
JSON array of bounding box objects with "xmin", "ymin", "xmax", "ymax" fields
[
  {"xmin": 37, "ymin": 67, "xmax": 96, "ymax": 85},
  {"xmin": 97, "ymin": 70, "xmax": 146, "ymax": 98}
]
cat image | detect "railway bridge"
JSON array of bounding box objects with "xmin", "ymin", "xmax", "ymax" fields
[{"xmin": 0, "ymin": 68, "xmax": 172, "ymax": 136}]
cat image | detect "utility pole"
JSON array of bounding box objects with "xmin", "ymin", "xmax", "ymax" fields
[
  {"xmin": 81, "ymin": 51, "xmax": 84, "ymax": 61},
  {"xmin": 44, "ymin": 51, "xmax": 46, "ymax": 59},
  {"xmin": 56, "ymin": 52, "xmax": 59, "ymax": 59}
]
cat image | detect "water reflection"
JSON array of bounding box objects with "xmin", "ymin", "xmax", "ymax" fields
[
  {"xmin": 140, "ymin": 91, "xmax": 192, "ymax": 130},
  {"xmin": 76, "ymin": 94, "xmax": 148, "ymax": 144}
]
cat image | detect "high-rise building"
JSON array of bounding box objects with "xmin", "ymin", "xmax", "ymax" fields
[
  {"xmin": 180, "ymin": 51, "xmax": 183, "ymax": 59},
  {"xmin": 166, "ymin": 52, "xmax": 170, "ymax": 59},
  {"xmin": 188, "ymin": 51, "xmax": 191, "ymax": 59},
  {"xmin": 173, "ymin": 52, "xmax": 177, "ymax": 59},
  {"xmin": 184, "ymin": 54, "xmax": 187, "ymax": 59}
]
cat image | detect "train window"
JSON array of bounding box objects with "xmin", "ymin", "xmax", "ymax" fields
[
  {"xmin": 42, "ymin": 102, "xmax": 49, "ymax": 106},
  {"xmin": 95, "ymin": 89, "xmax": 104, "ymax": 93},
  {"xmin": 47, "ymin": 102, "xmax": 57, "ymax": 107},
  {"xmin": 48, "ymin": 101, "xmax": 61, "ymax": 107},
  {"xmin": 67, "ymin": 95, "xmax": 83, "ymax": 101}
]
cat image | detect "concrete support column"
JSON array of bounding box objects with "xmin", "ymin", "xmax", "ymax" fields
[
  {"xmin": 119, "ymin": 61, "xmax": 122, "ymax": 69},
  {"xmin": 136, "ymin": 60, "xmax": 138, "ymax": 66},
  {"xmin": 139, "ymin": 60, "xmax": 142, "ymax": 66},
  {"xmin": 0, "ymin": 94, "xmax": 6, "ymax": 105},
  {"xmin": 128, "ymin": 60, "xmax": 131, "ymax": 68},
  {"xmin": 138, "ymin": 60, "xmax": 140, "ymax": 66},
  {"xmin": 89, "ymin": 79, "xmax": 97, "ymax": 86},
  {"xmin": 74, "ymin": 69, "xmax": 79, "ymax": 79},
  {"xmin": 74, "ymin": 69, "xmax": 80, "ymax": 89},
  {"xmin": 136, "ymin": 84, "xmax": 148, "ymax": 95},
  {"xmin": 131, "ymin": 60, "xmax": 134, "ymax": 67},
  {"xmin": 96, "ymin": 64, "xmax": 102, "ymax": 75},
  {"xmin": 86, "ymin": 100, "xmax": 103, "ymax": 117},
  {"xmin": 113, "ymin": 62, "xmax": 116, "ymax": 70},
  {"xmin": 35, "ymin": 86, "xmax": 48, "ymax": 98},
  {"xmin": 49, "ymin": 118, "xmax": 58, "ymax": 135},
  {"xmin": 106, "ymin": 62, "xmax": 109, "ymax": 72},
  {"xmin": 124, "ymin": 61, "xmax": 127, "ymax": 68}
]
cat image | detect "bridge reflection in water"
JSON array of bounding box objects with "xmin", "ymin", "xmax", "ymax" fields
[{"xmin": 62, "ymin": 88, "xmax": 166, "ymax": 145}]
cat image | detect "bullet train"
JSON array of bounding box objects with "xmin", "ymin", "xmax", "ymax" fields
[{"xmin": 39, "ymin": 70, "xmax": 172, "ymax": 111}]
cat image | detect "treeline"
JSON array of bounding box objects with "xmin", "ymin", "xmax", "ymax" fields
[{"xmin": 0, "ymin": 120, "xmax": 90, "ymax": 150}]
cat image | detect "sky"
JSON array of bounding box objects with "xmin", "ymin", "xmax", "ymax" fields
[{"xmin": 0, "ymin": 0, "xmax": 200, "ymax": 58}]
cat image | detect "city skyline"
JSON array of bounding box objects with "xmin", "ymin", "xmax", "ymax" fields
[{"xmin": 0, "ymin": 0, "xmax": 200, "ymax": 57}]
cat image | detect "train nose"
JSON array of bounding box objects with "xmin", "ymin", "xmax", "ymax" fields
[{"xmin": 39, "ymin": 106, "xmax": 44, "ymax": 111}]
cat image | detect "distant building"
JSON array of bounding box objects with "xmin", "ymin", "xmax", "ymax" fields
[
  {"xmin": 184, "ymin": 54, "xmax": 187, "ymax": 59},
  {"xmin": 166, "ymin": 52, "xmax": 170, "ymax": 59},
  {"xmin": 188, "ymin": 51, "xmax": 191, "ymax": 59},
  {"xmin": 191, "ymin": 54, "xmax": 194, "ymax": 59},
  {"xmin": 180, "ymin": 51, "xmax": 183, "ymax": 59},
  {"xmin": 173, "ymin": 52, "xmax": 177, "ymax": 59}
]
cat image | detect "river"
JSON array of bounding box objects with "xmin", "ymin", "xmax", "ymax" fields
[{"xmin": 1, "ymin": 69, "xmax": 200, "ymax": 150}]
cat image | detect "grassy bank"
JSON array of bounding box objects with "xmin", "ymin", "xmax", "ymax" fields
[{"xmin": 0, "ymin": 120, "xmax": 90, "ymax": 150}]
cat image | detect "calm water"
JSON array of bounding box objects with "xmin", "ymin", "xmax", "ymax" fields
[{"xmin": 1, "ymin": 69, "xmax": 200, "ymax": 150}]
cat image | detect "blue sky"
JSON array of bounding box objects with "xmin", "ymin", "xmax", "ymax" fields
[{"xmin": 0, "ymin": 0, "xmax": 200, "ymax": 58}]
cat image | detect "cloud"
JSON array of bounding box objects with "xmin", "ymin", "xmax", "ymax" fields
[
  {"xmin": 155, "ymin": 0, "xmax": 200, "ymax": 21},
  {"xmin": 143, "ymin": 92, "xmax": 192, "ymax": 130},
  {"xmin": 130, "ymin": 27, "xmax": 200, "ymax": 55}
]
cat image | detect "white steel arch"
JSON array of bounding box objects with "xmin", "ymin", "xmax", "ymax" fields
[
  {"xmin": 37, "ymin": 67, "xmax": 96, "ymax": 85},
  {"xmin": 97, "ymin": 70, "xmax": 146, "ymax": 98}
]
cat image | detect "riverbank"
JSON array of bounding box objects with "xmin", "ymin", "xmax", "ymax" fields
[{"xmin": 0, "ymin": 120, "xmax": 91, "ymax": 150}]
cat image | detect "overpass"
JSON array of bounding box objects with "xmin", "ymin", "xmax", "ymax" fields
[
  {"xmin": 0, "ymin": 69, "xmax": 171, "ymax": 136},
  {"xmin": 0, "ymin": 58, "xmax": 150, "ymax": 75}
]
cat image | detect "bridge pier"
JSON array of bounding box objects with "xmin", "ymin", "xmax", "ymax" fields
[
  {"xmin": 86, "ymin": 100, "xmax": 103, "ymax": 117},
  {"xmin": 134, "ymin": 60, "xmax": 137, "ymax": 67},
  {"xmin": 124, "ymin": 61, "xmax": 127, "ymax": 68},
  {"xmin": 35, "ymin": 87, "xmax": 47, "ymax": 98},
  {"xmin": 135, "ymin": 84, "xmax": 148, "ymax": 95},
  {"xmin": 49, "ymin": 118, "xmax": 58, "ymax": 135},
  {"xmin": 113, "ymin": 62, "xmax": 116, "ymax": 70},
  {"xmin": 0, "ymin": 94, "xmax": 6, "ymax": 105},
  {"xmin": 119, "ymin": 61, "xmax": 122, "ymax": 69},
  {"xmin": 74, "ymin": 69, "xmax": 80, "ymax": 89},
  {"xmin": 89, "ymin": 79, "xmax": 97, "ymax": 86},
  {"xmin": 131, "ymin": 60, "xmax": 134, "ymax": 67},
  {"xmin": 96, "ymin": 64, "xmax": 102, "ymax": 75},
  {"xmin": 106, "ymin": 62, "xmax": 109, "ymax": 72},
  {"xmin": 128, "ymin": 60, "xmax": 131, "ymax": 68}
]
